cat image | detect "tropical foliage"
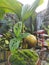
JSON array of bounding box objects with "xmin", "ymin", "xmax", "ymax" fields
[
  {"xmin": 0, "ymin": 0, "xmax": 44, "ymax": 65},
  {"xmin": 0, "ymin": 0, "xmax": 44, "ymax": 52}
]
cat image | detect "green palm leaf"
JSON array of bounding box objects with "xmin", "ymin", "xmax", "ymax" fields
[{"xmin": 21, "ymin": 0, "xmax": 44, "ymax": 22}]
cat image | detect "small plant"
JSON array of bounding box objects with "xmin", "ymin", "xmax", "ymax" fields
[{"xmin": 9, "ymin": 22, "xmax": 30, "ymax": 53}]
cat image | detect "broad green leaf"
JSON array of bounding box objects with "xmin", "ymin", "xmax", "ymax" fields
[
  {"xmin": 13, "ymin": 22, "xmax": 22, "ymax": 37},
  {"xmin": 0, "ymin": 0, "xmax": 22, "ymax": 18},
  {"xmin": 21, "ymin": 0, "xmax": 44, "ymax": 22},
  {"xmin": 9, "ymin": 38, "xmax": 21, "ymax": 53}
]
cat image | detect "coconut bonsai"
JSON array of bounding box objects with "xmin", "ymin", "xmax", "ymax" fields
[{"xmin": 0, "ymin": 0, "xmax": 44, "ymax": 65}]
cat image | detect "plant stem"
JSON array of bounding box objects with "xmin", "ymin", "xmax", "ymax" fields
[{"xmin": 22, "ymin": 21, "xmax": 24, "ymax": 33}]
